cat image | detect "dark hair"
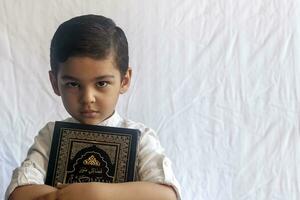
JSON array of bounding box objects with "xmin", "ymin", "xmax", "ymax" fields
[{"xmin": 50, "ymin": 15, "xmax": 129, "ymax": 77}]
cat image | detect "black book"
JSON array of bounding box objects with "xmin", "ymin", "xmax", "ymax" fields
[{"xmin": 45, "ymin": 121, "xmax": 140, "ymax": 186}]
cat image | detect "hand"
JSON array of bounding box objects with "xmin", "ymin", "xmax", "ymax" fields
[
  {"xmin": 56, "ymin": 183, "xmax": 69, "ymax": 189},
  {"xmin": 55, "ymin": 183, "xmax": 106, "ymax": 200},
  {"xmin": 9, "ymin": 185, "xmax": 58, "ymax": 200},
  {"xmin": 34, "ymin": 190, "xmax": 57, "ymax": 200}
]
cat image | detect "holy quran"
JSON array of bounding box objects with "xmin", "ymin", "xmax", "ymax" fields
[{"xmin": 45, "ymin": 121, "xmax": 140, "ymax": 186}]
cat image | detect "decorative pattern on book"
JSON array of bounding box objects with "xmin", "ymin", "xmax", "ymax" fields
[
  {"xmin": 83, "ymin": 155, "xmax": 100, "ymax": 166},
  {"xmin": 52, "ymin": 128, "xmax": 133, "ymax": 185}
]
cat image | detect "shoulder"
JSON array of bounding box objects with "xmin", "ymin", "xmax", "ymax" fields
[
  {"xmin": 119, "ymin": 117, "xmax": 157, "ymax": 137},
  {"xmin": 118, "ymin": 117, "xmax": 163, "ymax": 151},
  {"xmin": 122, "ymin": 118, "xmax": 150, "ymax": 131},
  {"xmin": 37, "ymin": 117, "xmax": 74, "ymax": 140}
]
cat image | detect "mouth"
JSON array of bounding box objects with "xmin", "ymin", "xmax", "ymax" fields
[{"xmin": 80, "ymin": 110, "xmax": 99, "ymax": 118}]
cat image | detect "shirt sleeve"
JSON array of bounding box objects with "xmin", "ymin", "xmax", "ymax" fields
[
  {"xmin": 137, "ymin": 127, "xmax": 182, "ymax": 200},
  {"xmin": 5, "ymin": 122, "xmax": 54, "ymax": 200}
]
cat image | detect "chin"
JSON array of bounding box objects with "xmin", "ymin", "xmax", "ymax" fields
[{"xmin": 79, "ymin": 119, "xmax": 102, "ymax": 125}]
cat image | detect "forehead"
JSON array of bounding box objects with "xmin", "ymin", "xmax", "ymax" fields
[{"xmin": 57, "ymin": 56, "xmax": 121, "ymax": 79}]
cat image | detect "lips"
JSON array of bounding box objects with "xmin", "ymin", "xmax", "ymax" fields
[{"xmin": 80, "ymin": 110, "xmax": 99, "ymax": 118}]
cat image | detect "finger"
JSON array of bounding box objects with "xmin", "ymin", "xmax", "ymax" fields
[
  {"xmin": 56, "ymin": 183, "xmax": 69, "ymax": 189},
  {"xmin": 35, "ymin": 191, "xmax": 57, "ymax": 200}
]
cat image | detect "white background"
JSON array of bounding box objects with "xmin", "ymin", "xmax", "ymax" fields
[{"xmin": 1, "ymin": 0, "xmax": 300, "ymax": 200}]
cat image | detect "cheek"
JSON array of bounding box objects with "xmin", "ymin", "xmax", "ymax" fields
[
  {"xmin": 61, "ymin": 92, "xmax": 77, "ymax": 105},
  {"xmin": 98, "ymin": 93, "xmax": 119, "ymax": 106}
]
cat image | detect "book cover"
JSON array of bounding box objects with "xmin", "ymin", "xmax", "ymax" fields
[{"xmin": 45, "ymin": 121, "xmax": 140, "ymax": 186}]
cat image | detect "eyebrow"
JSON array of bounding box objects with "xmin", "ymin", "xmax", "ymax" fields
[{"xmin": 61, "ymin": 75, "xmax": 115, "ymax": 81}]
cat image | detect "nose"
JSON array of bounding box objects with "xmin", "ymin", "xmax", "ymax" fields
[{"xmin": 80, "ymin": 87, "xmax": 96, "ymax": 104}]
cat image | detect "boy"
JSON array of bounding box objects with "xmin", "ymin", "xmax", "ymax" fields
[{"xmin": 5, "ymin": 15, "xmax": 181, "ymax": 200}]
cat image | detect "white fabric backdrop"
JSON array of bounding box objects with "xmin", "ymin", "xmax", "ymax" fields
[{"xmin": 1, "ymin": 0, "xmax": 300, "ymax": 200}]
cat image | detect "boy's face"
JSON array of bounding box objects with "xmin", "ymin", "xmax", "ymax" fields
[{"xmin": 49, "ymin": 56, "xmax": 131, "ymax": 125}]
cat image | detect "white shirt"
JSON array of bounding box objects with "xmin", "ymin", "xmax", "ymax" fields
[{"xmin": 5, "ymin": 112, "xmax": 181, "ymax": 200}]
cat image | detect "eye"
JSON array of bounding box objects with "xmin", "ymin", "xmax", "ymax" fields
[
  {"xmin": 66, "ymin": 82, "xmax": 80, "ymax": 88},
  {"xmin": 96, "ymin": 81, "xmax": 108, "ymax": 88}
]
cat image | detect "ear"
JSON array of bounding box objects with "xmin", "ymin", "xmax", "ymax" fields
[
  {"xmin": 49, "ymin": 71, "xmax": 61, "ymax": 96},
  {"xmin": 120, "ymin": 67, "xmax": 132, "ymax": 94}
]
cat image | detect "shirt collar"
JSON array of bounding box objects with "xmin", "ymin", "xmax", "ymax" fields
[{"xmin": 97, "ymin": 111, "xmax": 122, "ymax": 127}]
